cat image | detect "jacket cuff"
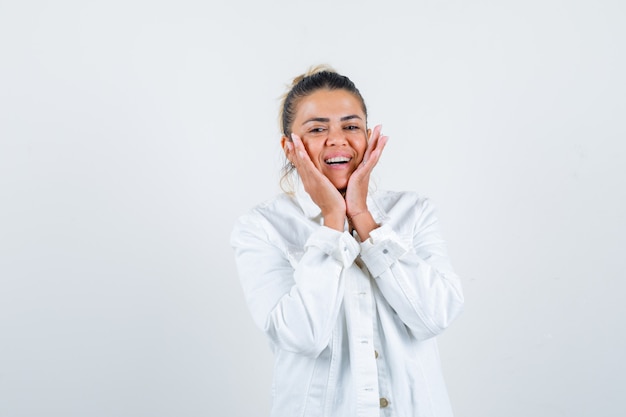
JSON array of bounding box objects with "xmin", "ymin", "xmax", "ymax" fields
[
  {"xmin": 359, "ymin": 224, "xmax": 409, "ymax": 277},
  {"xmin": 305, "ymin": 226, "xmax": 360, "ymax": 267}
]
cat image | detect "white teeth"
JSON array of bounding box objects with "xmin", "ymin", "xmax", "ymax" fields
[{"xmin": 325, "ymin": 156, "xmax": 350, "ymax": 164}]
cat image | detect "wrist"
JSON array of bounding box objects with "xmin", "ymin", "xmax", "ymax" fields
[
  {"xmin": 348, "ymin": 211, "xmax": 378, "ymax": 241},
  {"xmin": 322, "ymin": 207, "xmax": 346, "ymax": 229},
  {"xmin": 323, "ymin": 212, "xmax": 345, "ymax": 231},
  {"xmin": 347, "ymin": 209, "xmax": 369, "ymax": 221}
]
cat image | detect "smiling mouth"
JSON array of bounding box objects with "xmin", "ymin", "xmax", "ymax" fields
[{"xmin": 324, "ymin": 156, "xmax": 351, "ymax": 165}]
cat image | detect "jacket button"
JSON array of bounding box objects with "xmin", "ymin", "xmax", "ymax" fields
[
  {"xmin": 380, "ymin": 397, "xmax": 389, "ymax": 408},
  {"xmin": 374, "ymin": 350, "xmax": 379, "ymax": 359}
]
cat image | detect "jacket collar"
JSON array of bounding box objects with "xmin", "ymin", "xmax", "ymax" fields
[
  {"xmin": 293, "ymin": 179, "xmax": 386, "ymax": 224},
  {"xmin": 294, "ymin": 179, "xmax": 322, "ymax": 219}
]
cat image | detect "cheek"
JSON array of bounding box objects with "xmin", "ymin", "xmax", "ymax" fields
[
  {"xmin": 303, "ymin": 142, "xmax": 322, "ymax": 161},
  {"xmin": 355, "ymin": 136, "xmax": 368, "ymax": 155}
]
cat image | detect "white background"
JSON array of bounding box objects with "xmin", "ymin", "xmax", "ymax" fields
[{"xmin": 1, "ymin": 1, "xmax": 625, "ymax": 416}]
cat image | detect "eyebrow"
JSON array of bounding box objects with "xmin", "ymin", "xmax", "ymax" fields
[{"xmin": 302, "ymin": 115, "xmax": 363, "ymax": 125}]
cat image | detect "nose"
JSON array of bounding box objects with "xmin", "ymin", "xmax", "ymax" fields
[{"xmin": 326, "ymin": 125, "xmax": 347, "ymax": 146}]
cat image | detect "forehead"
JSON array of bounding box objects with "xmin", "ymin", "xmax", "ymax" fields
[{"xmin": 294, "ymin": 89, "xmax": 365, "ymax": 121}]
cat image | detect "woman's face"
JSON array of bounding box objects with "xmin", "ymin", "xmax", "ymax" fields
[{"xmin": 285, "ymin": 89, "xmax": 370, "ymax": 191}]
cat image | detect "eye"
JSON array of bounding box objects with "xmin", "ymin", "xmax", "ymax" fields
[
  {"xmin": 344, "ymin": 125, "xmax": 360, "ymax": 131},
  {"xmin": 309, "ymin": 127, "xmax": 326, "ymax": 133}
]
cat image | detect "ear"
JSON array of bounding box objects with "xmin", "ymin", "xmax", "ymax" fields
[{"xmin": 281, "ymin": 135, "xmax": 294, "ymax": 162}]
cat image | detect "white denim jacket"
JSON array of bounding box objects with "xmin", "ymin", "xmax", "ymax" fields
[{"xmin": 231, "ymin": 185, "xmax": 464, "ymax": 417}]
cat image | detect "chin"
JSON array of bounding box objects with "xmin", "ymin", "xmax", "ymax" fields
[
  {"xmin": 326, "ymin": 175, "xmax": 350, "ymax": 192},
  {"xmin": 333, "ymin": 183, "xmax": 348, "ymax": 192}
]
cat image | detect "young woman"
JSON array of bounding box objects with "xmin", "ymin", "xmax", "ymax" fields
[{"xmin": 231, "ymin": 66, "xmax": 464, "ymax": 417}]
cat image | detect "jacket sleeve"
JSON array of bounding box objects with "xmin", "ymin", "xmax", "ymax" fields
[
  {"xmin": 358, "ymin": 198, "xmax": 464, "ymax": 340},
  {"xmin": 231, "ymin": 213, "xmax": 360, "ymax": 356}
]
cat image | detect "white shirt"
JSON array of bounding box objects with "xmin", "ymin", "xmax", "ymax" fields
[{"xmin": 231, "ymin": 185, "xmax": 464, "ymax": 417}]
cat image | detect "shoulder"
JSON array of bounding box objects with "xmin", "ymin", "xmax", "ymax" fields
[
  {"xmin": 371, "ymin": 189, "xmax": 434, "ymax": 213},
  {"xmin": 230, "ymin": 193, "xmax": 301, "ymax": 245},
  {"xmin": 370, "ymin": 189, "xmax": 440, "ymax": 232},
  {"xmin": 232, "ymin": 193, "xmax": 285, "ymax": 227}
]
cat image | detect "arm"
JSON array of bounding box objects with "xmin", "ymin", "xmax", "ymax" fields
[
  {"xmin": 231, "ymin": 215, "xmax": 360, "ymax": 356},
  {"xmin": 359, "ymin": 197, "xmax": 464, "ymax": 340},
  {"xmin": 345, "ymin": 125, "xmax": 388, "ymax": 240}
]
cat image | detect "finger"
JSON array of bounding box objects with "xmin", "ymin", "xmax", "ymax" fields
[
  {"xmin": 367, "ymin": 135, "xmax": 388, "ymax": 166},
  {"xmin": 364, "ymin": 125, "xmax": 380, "ymax": 159},
  {"xmin": 363, "ymin": 125, "xmax": 382, "ymax": 164},
  {"xmin": 358, "ymin": 135, "xmax": 388, "ymax": 174},
  {"xmin": 291, "ymin": 133, "xmax": 312, "ymax": 162},
  {"xmin": 290, "ymin": 134, "xmax": 322, "ymax": 181},
  {"xmin": 289, "ymin": 134, "xmax": 305, "ymax": 165},
  {"xmin": 368, "ymin": 124, "xmax": 382, "ymax": 142}
]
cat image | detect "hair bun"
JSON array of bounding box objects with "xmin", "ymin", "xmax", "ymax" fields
[{"xmin": 290, "ymin": 64, "xmax": 337, "ymax": 87}]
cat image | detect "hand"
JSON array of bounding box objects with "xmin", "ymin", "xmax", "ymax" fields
[
  {"xmin": 344, "ymin": 124, "xmax": 389, "ymax": 217},
  {"xmin": 286, "ymin": 134, "xmax": 346, "ymax": 230}
]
